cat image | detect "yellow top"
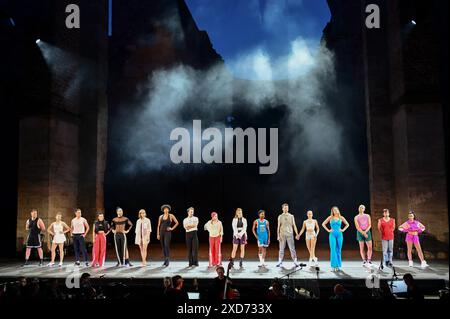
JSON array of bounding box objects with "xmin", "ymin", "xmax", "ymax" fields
[{"xmin": 204, "ymin": 220, "xmax": 223, "ymax": 237}]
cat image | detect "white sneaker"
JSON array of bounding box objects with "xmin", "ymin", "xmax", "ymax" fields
[
  {"xmin": 421, "ymin": 261, "xmax": 429, "ymax": 268},
  {"xmin": 47, "ymin": 262, "xmax": 55, "ymax": 267},
  {"xmin": 314, "ymin": 257, "xmax": 319, "ymax": 265},
  {"xmin": 58, "ymin": 262, "xmax": 63, "ymax": 267},
  {"xmin": 308, "ymin": 258, "xmax": 313, "ymax": 266},
  {"xmin": 408, "ymin": 260, "xmax": 414, "ymax": 267}
]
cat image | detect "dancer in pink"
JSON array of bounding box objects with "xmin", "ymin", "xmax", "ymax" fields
[{"xmin": 398, "ymin": 211, "xmax": 428, "ymax": 268}]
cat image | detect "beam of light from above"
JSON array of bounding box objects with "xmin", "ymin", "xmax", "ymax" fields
[
  {"xmin": 108, "ymin": 0, "xmax": 113, "ymax": 37},
  {"xmin": 9, "ymin": 18, "xmax": 15, "ymax": 26}
]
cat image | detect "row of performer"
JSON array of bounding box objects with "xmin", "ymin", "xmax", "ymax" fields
[{"xmin": 23, "ymin": 203, "xmax": 429, "ymax": 271}]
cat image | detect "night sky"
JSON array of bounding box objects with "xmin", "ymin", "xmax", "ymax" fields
[{"xmin": 185, "ymin": 0, "xmax": 331, "ymax": 79}]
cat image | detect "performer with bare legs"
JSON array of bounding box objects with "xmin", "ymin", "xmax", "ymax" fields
[
  {"xmin": 399, "ymin": 211, "xmax": 428, "ymax": 268},
  {"xmin": 231, "ymin": 208, "xmax": 247, "ymax": 268},
  {"xmin": 252, "ymin": 210, "xmax": 270, "ymax": 267},
  {"xmin": 298, "ymin": 210, "xmax": 320, "ymax": 266},
  {"xmin": 354, "ymin": 204, "xmax": 373, "ymax": 267},
  {"xmin": 135, "ymin": 209, "xmax": 152, "ymax": 266},
  {"xmin": 47, "ymin": 213, "xmax": 70, "ymax": 267},
  {"xmin": 23, "ymin": 209, "xmax": 46, "ymax": 266}
]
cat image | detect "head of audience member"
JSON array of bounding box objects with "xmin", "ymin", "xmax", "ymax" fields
[{"xmin": 172, "ymin": 275, "xmax": 184, "ymax": 290}]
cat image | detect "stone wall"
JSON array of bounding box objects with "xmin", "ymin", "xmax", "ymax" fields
[{"xmin": 16, "ymin": 0, "xmax": 108, "ymax": 250}]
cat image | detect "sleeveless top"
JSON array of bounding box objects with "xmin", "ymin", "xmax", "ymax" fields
[
  {"xmin": 330, "ymin": 218, "xmax": 342, "ymax": 233},
  {"xmin": 28, "ymin": 218, "xmax": 40, "ymax": 236},
  {"xmin": 257, "ymin": 219, "xmax": 268, "ymax": 235},
  {"xmin": 305, "ymin": 219, "xmax": 315, "ymax": 231},
  {"xmin": 160, "ymin": 215, "xmax": 172, "ymax": 233},
  {"xmin": 379, "ymin": 218, "xmax": 395, "ymax": 240},
  {"xmin": 356, "ymin": 214, "xmax": 369, "ymax": 231}
]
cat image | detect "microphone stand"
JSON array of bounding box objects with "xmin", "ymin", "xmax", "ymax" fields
[{"xmin": 279, "ymin": 264, "xmax": 305, "ymax": 299}]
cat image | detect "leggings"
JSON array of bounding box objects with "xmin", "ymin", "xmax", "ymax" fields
[
  {"xmin": 186, "ymin": 231, "xmax": 199, "ymax": 266},
  {"xmin": 92, "ymin": 233, "xmax": 107, "ymax": 267},
  {"xmin": 160, "ymin": 231, "xmax": 171, "ymax": 262},
  {"xmin": 114, "ymin": 232, "xmax": 127, "ymax": 264},
  {"xmin": 73, "ymin": 234, "xmax": 89, "ymax": 262},
  {"xmin": 329, "ymin": 231, "xmax": 343, "ymax": 268}
]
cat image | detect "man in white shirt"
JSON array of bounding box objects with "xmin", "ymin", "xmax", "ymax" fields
[
  {"xmin": 71, "ymin": 208, "xmax": 90, "ymax": 266},
  {"xmin": 183, "ymin": 207, "xmax": 199, "ymax": 267}
]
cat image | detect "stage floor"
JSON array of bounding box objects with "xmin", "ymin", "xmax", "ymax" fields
[{"xmin": 0, "ymin": 260, "xmax": 448, "ymax": 281}]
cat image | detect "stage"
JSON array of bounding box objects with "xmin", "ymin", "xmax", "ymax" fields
[{"xmin": 0, "ymin": 260, "xmax": 448, "ymax": 281}]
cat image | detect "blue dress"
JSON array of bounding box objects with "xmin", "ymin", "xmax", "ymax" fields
[{"xmin": 329, "ymin": 218, "xmax": 343, "ymax": 268}]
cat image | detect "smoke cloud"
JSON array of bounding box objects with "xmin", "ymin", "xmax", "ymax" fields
[{"xmin": 120, "ymin": 36, "xmax": 343, "ymax": 176}]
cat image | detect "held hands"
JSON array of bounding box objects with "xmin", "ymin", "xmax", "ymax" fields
[{"xmin": 295, "ymin": 234, "xmax": 300, "ymax": 240}]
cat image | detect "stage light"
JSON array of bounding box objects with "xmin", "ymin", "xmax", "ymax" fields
[
  {"xmin": 411, "ymin": 20, "xmax": 417, "ymax": 25},
  {"xmin": 36, "ymin": 39, "xmax": 41, "ymax": 44}
]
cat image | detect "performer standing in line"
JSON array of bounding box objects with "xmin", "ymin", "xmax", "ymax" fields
[
  {"xmin": 252, "ymin": 210, "xmax": 270, "ymax": 267},
  {"xmin": 111, "ymin": 207, "xmax": 134, "ymax": 267},
  {"xmin": 354, "ymin": 204, "xmax": 373, "ymax": 267},
  {"xmin": 47, "ymin": 213, "xmax": 70, "ymax": 267},
  {"xmin": 157, "ymin": 204, "xmax": 179, "ymax": 267},
  {"xmin": 92, "ymin": 212, "xmax": 110, "ymax": 268},
  {"xmin": 322, "ymin": 206, "xmax": 349, "ymax": 272},
  {"xmin": 135, "ymin": 209, "xmax": 152, "ymax": 267},
  {"xmin": 70, "ymin": 209, "xmax": 90, "ymax": 267},
  {"xmin": 298, "ymin": 210, "xmax": 320, "ymax": 266},
  {"xmin": 183, "ymin": 207, "xmax": 199, "ymax": 268},
  {"xmin": 204, "ymin": 212, "xmax": 223, "ymax": 267},
  {"xmin": 23, "ymin": 209, "xmax": 46, "ymax": 266},
  {"xmin": 398, "ymin": 211, "xmax": 428, "ymax": 268},
  {"xmin": 377, "ymin": 208, "xmax": 395, "ymax": 267},
  {"xmin": 276, "ymin": 203, "xmax": 300, "ymax": 267},
  {"xmin": 231, "ymin": 208, "xmax": 248, "ymax": 268}
]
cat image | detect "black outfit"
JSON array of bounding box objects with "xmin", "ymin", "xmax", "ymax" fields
[
  {"xmin": 111, "ymin": 217, "xmax": 132, "ymax": 265},
  {"xmin": 73, "ymin": 234, "xmax": 89, "ymax": 262},
  {"xmin": 94, "ymin": 220, "xmax": 109, "ymax": 233},
  {"xmin": 160, "ymin": 216, "xmax": 172, "ymax": 265},
  {"xmin": 186, "ymin": 231, "xmax": 199, "ymax": 266},
  {"xmin": 211, "ymin": 276, "xmax": 234, "ymax": 300},
  {"xmin": 26, "ymin": 218, "xmax": 42, "ymax": 248},
  {"xmin": 164, "ymin": 288, "xmax": 189, "ymax": 302}
]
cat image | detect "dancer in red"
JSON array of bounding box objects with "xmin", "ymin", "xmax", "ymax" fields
[
  {"xmin": 92, "ymin": 212, "xmax": 110, "ymax": 268},
  {"xmin": 204, "ymin": 212, "xmax": 223, "ymax": 267}
]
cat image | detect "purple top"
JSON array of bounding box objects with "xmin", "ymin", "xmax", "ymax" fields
[{"xmin": 401, "ymin": 220, "xmax": 424, "ymax": 233}]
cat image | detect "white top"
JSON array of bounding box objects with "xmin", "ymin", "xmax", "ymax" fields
[
  {"xmin": 71, "ymin": 217, "xmax": 87, "ymax": 234},
  {"xmin": 52, "ymin": 222, "xmax": 66, "ymax": 243},
  {"xmin": 183, "ymin": 216, "xmax": 199, "ymax": 232},
  {"xmin": 305, "ymin": 219, "xmax": 316, "ymax": 231},
  {"xmin": 232, "ymin": 217, "xmax": 247, "ymax": 238},
  {"xmin": 135, "ymin": 217, "xmax": 151, "ymax": 245}
]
